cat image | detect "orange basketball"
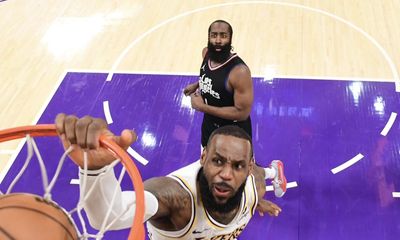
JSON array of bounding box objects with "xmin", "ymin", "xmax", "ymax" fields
[{"xmin": 0, "ymin": 193, "xmax": 78, "ymax": 240}]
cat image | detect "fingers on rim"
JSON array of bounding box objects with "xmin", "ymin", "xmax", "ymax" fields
[
  {"xmin": 86, "ymin": 118, "xmax": 108, "ymax": 149},
  {"xmin": 75, "ymin": 116, "xmax": 94, "ymax": 149},
  {"xmin": 64, "ymin": 115, "xmax": 79, "ymax": 145},
  {"xmin": 55, "ymin": 114, "xmax": 110, "ymax": 150},
  {"xmin": 55, "ymin": 113, "xmax": 67, "ymax": 135}
]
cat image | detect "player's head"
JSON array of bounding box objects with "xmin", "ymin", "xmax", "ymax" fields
[
  {"xmin": 207, "ymin": 20, "xmax": 233, "ymax": 63},
  {"xmin": 199, "ymin": 125, "xmax": 254, "ymax": 213},
  {"xmin": 208, "ymin": 20, "xmax": 233, "ymax": 42}
]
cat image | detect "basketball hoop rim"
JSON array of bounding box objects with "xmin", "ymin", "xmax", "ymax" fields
[{"xmin": 0, "ymin": 124, "xmax": 145, "ymax": 240}]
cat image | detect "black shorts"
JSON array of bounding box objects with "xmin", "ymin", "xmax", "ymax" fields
[{"xmin": 201, "ymin": 115, "xmax": 252, "ymax": 147}]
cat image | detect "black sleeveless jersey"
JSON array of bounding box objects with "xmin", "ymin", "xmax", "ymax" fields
[{"xmin": 198, "ymin": 53, "xmax": 252, "ymax": 146}]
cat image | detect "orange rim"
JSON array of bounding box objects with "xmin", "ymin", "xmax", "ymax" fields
[{"xmin": 0, "ymin": 124, "xmax": 145, "ymax": 240}]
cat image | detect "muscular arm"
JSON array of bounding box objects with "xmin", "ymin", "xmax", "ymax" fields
[
  {"xmin": 81, "ymin": 170, "xmax": 192, "ymax": 231},
  {"xmin": 195, "ymin": 64, "xmax": 253, "ymax": 121},
  {"xmin": 144, "ymin": 177, "xmax": 193, "ymax": 230},
  {"xmin": 252, "ymin": 165, "xmax": 267, "ymax": 200}
]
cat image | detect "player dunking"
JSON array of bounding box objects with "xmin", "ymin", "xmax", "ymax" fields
[{"xmin": 55, "ymin": 113, "xmax": 282, "ymax": 240}]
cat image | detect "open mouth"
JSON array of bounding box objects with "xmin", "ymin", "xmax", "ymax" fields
[
  {"xmin": 213, "ymin": 184, "xmax": 232, "ymax": 198},
  {"xmin": 212, "ymin": 45, "xmax": 222, "ymax": 51}
]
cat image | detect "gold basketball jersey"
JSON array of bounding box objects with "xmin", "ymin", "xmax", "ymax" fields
[{"xmin": 147, "ymin": 160, "xmax": 258, "ymax": 240}]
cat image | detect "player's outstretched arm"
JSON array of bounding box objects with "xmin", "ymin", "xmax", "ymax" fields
[
  {"xmin": 55, "ymin": 114, "xmax": 192, "ymax": 230},
  {"xmin": 77, "ymin": 170, "xmax": 191, "ymax": 231}
]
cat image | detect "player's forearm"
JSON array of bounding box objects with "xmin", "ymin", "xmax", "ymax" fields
[
  {"xmin": 79, "ymin": 165, "xmax": 158, "ymax": 230},
  {"xmin": 200, "ymin": 104, "xmax": 250, "ymax": 121},
  {"xmin": 79, "ymin": 166, "xmax": 134, "ymax": 230},
  {"xmin": 184, "ymin": 82, "xmax": 199, "ymax": 96},
  {"xmin": 187, "ymin": 81, "xmax": 199, "ymax": 90}
]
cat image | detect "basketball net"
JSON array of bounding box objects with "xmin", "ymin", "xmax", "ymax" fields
[{"xmin": 0, "ymin": 125, "xmax": 145, "ymax": 240}]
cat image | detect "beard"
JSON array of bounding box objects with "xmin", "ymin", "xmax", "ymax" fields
[
  {"xmin": 198, "ymin": 168, "xmax": 245, "ymax": 214},
  {"xmin": 207, "ymin": 41, "xmax": 232, "ymax": 63}
]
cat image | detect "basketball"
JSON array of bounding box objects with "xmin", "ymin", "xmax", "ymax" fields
[{"xmin": 0, "ymin": 193, "xmax": 78, "ymax": 240}]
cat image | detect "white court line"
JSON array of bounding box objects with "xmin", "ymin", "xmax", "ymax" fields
[
  {"xmin": 0, "ymin": 139, "xmax": 27, "ymax": 184},
  {"xmin": 331, "ymin": 153, "xmax": 364, "ymax": 174},
  {"xmin": 265, "ymin": 75, "xmax": 394, "ymax": 83},
  {"xmin": 70, "ymin": 148, "xmax": 150, "ymax": 185},
  {"xmin": 266, "ymin": 181, "xmax": 298, "ymax": 191},
  {"xmin": 33, "ymin": 70, "xmax": 69, "ymax": 125},
  {"xmin": 103, "ymin": 102, "xmax": 149, "ymax": 166},
  {"xmin": 70, "ymin": 179, "xmax": 79, "ymax": 185},
  {"xmin": 65, "ymin": 69, "xmax": 396, "ymax": 83},
  {"xmin": 393, "ymin": 192, "xmax": 400, "ymax": 198},
  {"xmin": 69, "ymin": 149, "xmax": 149, "ymax": 184},
  {"xmin": 0, "ymin": 71, "xmax": 68, "ymax": 184},
  {"xmin": 127, "ymin": 147, "xmax": 149, "ymax": 165},
  {"xmin": 103, "ymin": 101, "xmax": 113, "ymax": 124},
  {"xmin": 381, "ymin": 112, "xmax": 397, "ymax": 136},
  {"xmin": 66, "ymin": 68, "xmax": 200, "ymax": 77},
  {"xmin": 105, "ymin": 1, "xmax": 399, "ymax": 92}
]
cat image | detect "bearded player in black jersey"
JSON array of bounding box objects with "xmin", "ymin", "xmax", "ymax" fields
[{"xmin": 184, "ymin": 20, "xmax": 287, "ymax": 198}]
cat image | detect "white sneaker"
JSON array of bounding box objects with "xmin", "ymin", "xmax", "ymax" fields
[{"xmin": 270, "ymin": 160, "xmax": 287, "ymax": 197}]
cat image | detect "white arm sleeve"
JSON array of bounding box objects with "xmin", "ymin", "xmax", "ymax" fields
[{"xmin": 79, "ymin": 165, "xmax": 158, "ymax": 230}]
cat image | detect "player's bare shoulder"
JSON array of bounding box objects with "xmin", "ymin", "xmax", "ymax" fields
[
  {"xmin": 229, "ymin": 63, "xmax": 252, "ymax": 90},
  {"xmin": 231, "ymin": 63, "xmax": 251, "ymax": 78},
  {"xmin": 202, "ymin": 47, "xmax": 208, "ymax": 59}
]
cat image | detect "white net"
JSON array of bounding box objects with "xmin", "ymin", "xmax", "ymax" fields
[{"xmin": 0, "ymin": 129, "xmax": 144, "ymax": 240}]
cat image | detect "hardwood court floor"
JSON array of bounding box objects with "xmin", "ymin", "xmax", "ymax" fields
[{"xmin": 0, "ymin": 1, "xmax": 399, "ymax": 239}]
